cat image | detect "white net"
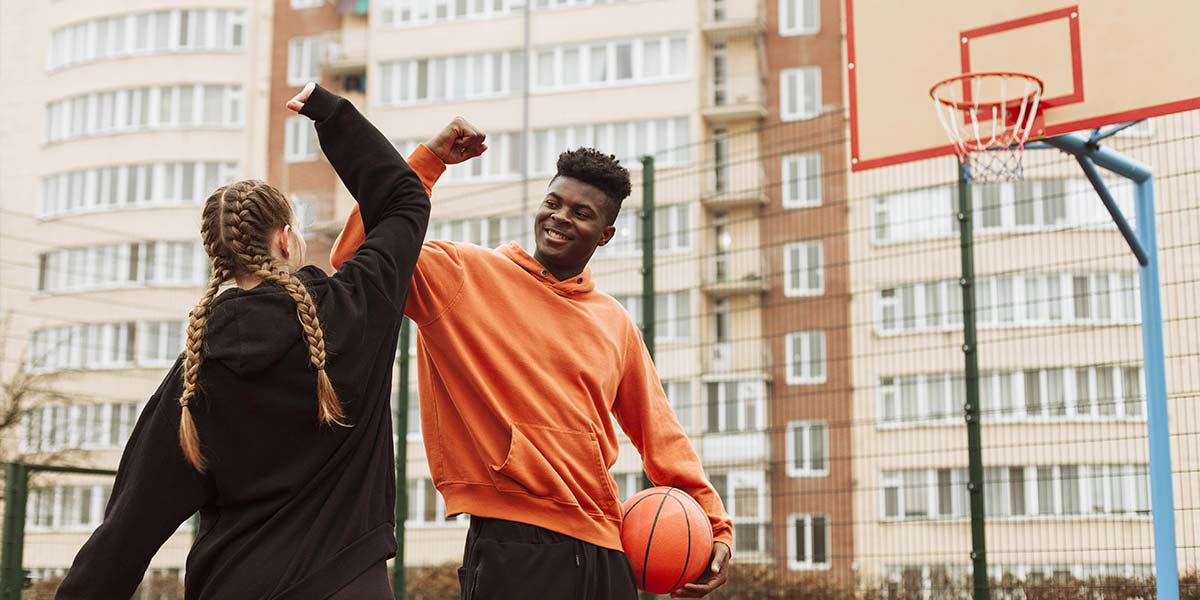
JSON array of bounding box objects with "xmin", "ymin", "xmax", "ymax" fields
[{"xmin": 931, "ymin": 72, "xmax": 1044, "ymax": 182}]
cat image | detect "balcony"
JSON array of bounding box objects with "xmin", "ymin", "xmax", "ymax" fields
[
  {"xmin": 323, "ymin": 22, "xmax": 367, "ymax": 76},
  {"xmin": 704, "ymin": 339, "xmax": 771, "ymax": 375},
  {"xmin": 700, "ymin": 0, "xmax": 766, "ymax": 42},
  {"xmin": 702, "ymin": 250, "xmax": 768, "ymax": 296},
  {"xmin": 701, "ymin": 158, "xmax": 767, "ymax": 208},
  {"xmin": 699, "ymin": 431, "xmax": 769, "ymax": 466},
  {"xmin": 701, "ymin": 76, "xmax": 767, "ymax": 123}
]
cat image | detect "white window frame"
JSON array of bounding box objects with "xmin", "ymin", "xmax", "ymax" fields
[
  {"xmin": 779, "ymin": 0, "xmax": 819, "ymax": 36},
  {"xmin": 713, "ymin": 470, "xmax": 768, "ymax": 556},
  {"xmin": 787, "ymin": 512, "xmax": 831, "ymax": 570},
  {"xmin": 785, "ymin": 330, "xmax": 826, "ymax": 385},
  {"xmin": 407, "ymin": 477, "xmax": 468, "ymax": 527},
  {"xmin": 704, "ymin": 380, "xmax": 766, "ymax": 433},
  {"xmin": 785, "ymin": 420, "xmax": 828, "ymax": 477},
  {"xmin": 782, "ymin": 153, "xmax": 822, "ymax": 208},
  {"xmin": 663, "ymin": 380, "xmax": 695, "ymax": 434},
  {"xmin": 291, "ymin": 0, "xmax": 326, "ymax": 8},
  {"xmin": 46, "ymin": 9, "xmax": 245, "ymax": 72},
  {"xmin": 783, "ymin": 240, "xmax": 823, "ymax": 297},
  {"xmin": 287, "ymin": 36, "xmax": 322, "ymax": 86},
  {"xmin": 781, "ymin": 67, "xmax": 821, "ymax": 121},
  {"xmin": 285, "ymin": 115, "xmax": 318, "ymax": 162}
]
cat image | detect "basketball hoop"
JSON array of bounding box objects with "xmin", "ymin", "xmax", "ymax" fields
[{"xmin": 930, "ymin": 72, "xmax": 1044, "ymax": 182}]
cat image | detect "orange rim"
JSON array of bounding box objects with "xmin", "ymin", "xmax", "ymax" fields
[{"xmin": 930, "ymin": 71, "xmax": 1045, "ymax": 112}]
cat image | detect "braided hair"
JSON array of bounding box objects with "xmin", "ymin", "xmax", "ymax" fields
[{"xmin": 179, "ymin": 180, "xmax": 344, "ymax": 472}]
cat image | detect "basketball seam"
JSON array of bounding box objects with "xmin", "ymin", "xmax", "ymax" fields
[
  {"xmin": 641, "ymin": 492, "xmax": 672, "ymax": 592},
  {"xmin": 666, "ymin": 488, "xmax": 693, "ymax": 593}
]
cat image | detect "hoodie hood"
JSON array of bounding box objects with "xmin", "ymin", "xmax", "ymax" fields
[
  {"xmin": 202, "ymin": 266, "xmax": 326, "ymax": 376},
  {"xmin": 499, "ymin": 242, "xmax": 595, "ymax": 296}
]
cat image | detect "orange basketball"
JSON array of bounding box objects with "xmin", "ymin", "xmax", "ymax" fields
[{"xmin": 620, "ymin": 486, "xmax": 713, "ymax": 594}]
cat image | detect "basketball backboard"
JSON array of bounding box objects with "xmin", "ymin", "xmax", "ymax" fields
[{"xmin": 844, "ymin": 1, "xmax": 1200, "ymax": 171}]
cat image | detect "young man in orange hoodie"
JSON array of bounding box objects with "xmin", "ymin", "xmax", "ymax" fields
[{"xmin": 331, "ymin": 119, "xmax": 732, "ymax": 599}]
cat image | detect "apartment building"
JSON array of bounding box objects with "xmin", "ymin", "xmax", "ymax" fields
[
  {"xmin": 847, "ymin": 114, "xmax": 1200, "ymax": 593},
  {"xmin": 757, "ymin": 0, "xmax": 851, "ymax": 582},
  {"xmin": 0, "ymin": 0, "xmax": 274, "ymax": 590}
]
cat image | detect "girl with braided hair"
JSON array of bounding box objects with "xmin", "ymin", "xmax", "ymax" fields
[{"xmin": 57, "ymin": 84, "xmax": 483, "ymax": 600}]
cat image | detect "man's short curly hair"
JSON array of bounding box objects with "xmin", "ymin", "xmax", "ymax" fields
[{"xmin": 554, "ymin": 148, "xmax": 632, "ymax": 224}]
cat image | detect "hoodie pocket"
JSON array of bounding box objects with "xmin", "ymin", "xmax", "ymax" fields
[{"xmin": 491, "ymin": 423, "xmax": 617, "ymax": 517}]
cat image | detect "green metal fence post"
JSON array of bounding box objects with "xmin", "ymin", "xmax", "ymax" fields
[
  {"xmin": 639, "ymin": 156, "xmax": 656, "ymax": 600},
  {"xmin": 640, "ymin": 156, "xmax": 656, "ymax": 360},
  {"xmin": 956, "ymin": 164, "xmax": 989, "ymax": 600},
  {"xmin": 394, "ymin": 319, "xmax": 412, "ymax": 600},
  {"xmin": 1, "ymin": 463, "xmax": 29, "ymax": 600}
]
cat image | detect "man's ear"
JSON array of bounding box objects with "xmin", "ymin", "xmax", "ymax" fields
[
  {"xmin": 597, "ymin": 224, "xmax": 616, "ymax": 247},
  {"xmin": 278, "ymin": 225, "xmax": 292, "ymax": 259}
]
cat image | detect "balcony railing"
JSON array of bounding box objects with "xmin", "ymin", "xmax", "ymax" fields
[
  {"xmin": 704, "ymin": 339, "xmax": 772, "ymax": 374},
  {"xmin": 702, "ymin": 249, "xmax": 768, "ymax": 295},
  {"xmin": 703, "ymin": 155, "xmax": 767, "ymax": 208},
  {"xmin": 701, "ymin": 0, "xmax": 766, "ymax": 41},
  {"xmin": 703, "ymin": 76, "xmax": 767, "ymax": 123},
  {"xmin": 323, "ymin": 22, "xmax": 367, "ymax": 75}
]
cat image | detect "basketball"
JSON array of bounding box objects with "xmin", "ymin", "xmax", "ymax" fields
[{"xmin": 620, "ymin": 486, "xmax": 713, "ymax": 594}]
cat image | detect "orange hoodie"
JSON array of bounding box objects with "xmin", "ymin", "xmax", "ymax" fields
[{"xmin": 330, "ymin": 145, "xmax": 733, "ymax": 552}]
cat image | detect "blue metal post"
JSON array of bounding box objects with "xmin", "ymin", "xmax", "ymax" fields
[
  {"xmin": 1041, "ymin": 134, "xmax": 1178, "ymax": 599},
  {"xmin": 1132, "ymin": 177, "xmax": 1179, "ymax": 599}
]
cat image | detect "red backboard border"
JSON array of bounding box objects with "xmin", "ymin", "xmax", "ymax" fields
[{"xmin": 845, "ymin": 0, "xmax": 1200, "ymax": 171}]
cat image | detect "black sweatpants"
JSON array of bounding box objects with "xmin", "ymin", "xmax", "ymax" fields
[{"xmin": 458, "ymin": 516, "xmax": 638, "ymax": 600}]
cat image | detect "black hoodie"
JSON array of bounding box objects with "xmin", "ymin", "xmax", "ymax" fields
[{"xmin": 56, "ymin": 85, "xmax": 430, "ymax": 600}]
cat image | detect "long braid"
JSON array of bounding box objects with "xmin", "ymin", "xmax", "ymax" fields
[
  {"xmin": 177, "ymin": 181, "xmax": 348, "ymax": 471},
  {"xmin": 178, "ymin": 264, "xmax": 230, "ymax": 472},
  {"xmin": 232, "ymin": 184, "xmax": 345, "ymax": 426},
  {"xmin": 242, "ymin": 255, "xmax": 346, "ymax": 426}
]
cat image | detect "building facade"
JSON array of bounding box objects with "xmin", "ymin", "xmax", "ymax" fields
[{"xmin": 0, "ymin": 0, "xmax": 275, "ymax": 590}]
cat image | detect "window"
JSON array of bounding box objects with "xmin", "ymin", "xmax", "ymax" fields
[
  {"xmin": 782, "ymin": 153, "xmax": 821, "ymax": 208},
  {"xmin": 593, "ymin": 196, "xmax": 692, "ymax": 259},
  {"xmin": 287, "ymin": 36, "xmax": 322, "ymax": 85},
  {"xmin": 616, "ymin": 291, "xmax": 691, "ymax": 342},
  {"xmin": 406, "ymin": 477, "xmax": 467, "ymax": 526},
  {"xmin": 872, "ymin": 185, "xmax": 955, "ymax": 244},
  {"xmin": 138, "ymin": 321, "xmax": 185, "ymax": 366},
  {"xmin": 663, "ymin": 381, "xmax": 695, "ymax": 434},
  {"xmin": 876, "ymin": 272, "xmax": 1137, "ymax": 335},
  {"xmin": 27, "ymin": 485, "xmax": 113, "ymax": 532},
  {"xmin": 45, "ymin": 85, "xmax": 243, "ymax": 142},
  {"xmin": 532, "ymin": 118, "xmax": 690, "ymax": 175},
  {"xmin": 378, "ymin": 35, "xmax": 686, "ymax": 104},
  {"xmin": 47, "ymin": 9, "xmax": 246, "ymax": 71},
  {"xmin": 34, "ymin": 242, "xmax": 206, "ymax": 295},
  {"xmin": 285, "ymin": 115, "xmax": 318, "ymax": 162},
  {"xmin": 39, "ymin": 161, "xmax": 237, "ymax": 218},
  {"xmin": 881, "ymin": 465, "xmax": 1149, "ymax": 521},
  {"xmin": 786, "ymin": 421, "xmax": 827, "ymax": 477},
  {"xmin": 780, "ymin": 0, "xmax": 819, "ymax": 35},
  {"xmin": 781, "ymin": 67, "xmax": 821, "ymax": 121},
  {"xmin": 292, "ymin": 0, "xmax": 325, "ymax": 8},
  {"xmin": 783, "ymin": 240, "xmax": 823, "ymax": 297},
  {"xmin": 610, "ymin": 471, "xmax": 644, "ymax": 502},
  {"xmin": 705, "ymin": 380, "xmax": 765, "ymax": 433},
  {"xmin": 709, "ymin": 471, "xmax": 767, "ymax": 555},
  {"xmin": 788, "ymin": 513, "xmax": 830, "ymax": 569},
  {"xmin": 873, "ymin": 178, "xmax": 1130, "ymax": 245},
  {"xmin": 21, "ymin": 403, "xmax": 143, "ymax": 452},
  {"xmin": 786, "ymin": 331, "xmax": 825, "ymax": 385}
]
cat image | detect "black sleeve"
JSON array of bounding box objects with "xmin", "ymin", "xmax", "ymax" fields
[
  {"xmin": 300, "ymin": 84, "xmax": 430, "ymax": 309},
  {"xmin": 56, "ymin": 358, "xmax": 211, "ymax": 599}
]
